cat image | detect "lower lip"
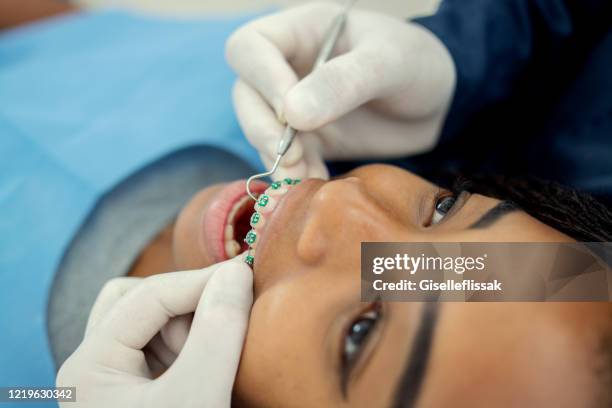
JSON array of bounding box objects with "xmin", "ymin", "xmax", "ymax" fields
[{"xmin": 200, "ymin": 179, "xmax": 268, "ymax": 262}]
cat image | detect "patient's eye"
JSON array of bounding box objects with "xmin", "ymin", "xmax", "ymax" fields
[
  {"xmin": 431, "ymin": 194, "xmax": 457, "ymax": 225},
  {"xmin": 342, "ymin": 304, "xmax": 381, "ymax": 368}
]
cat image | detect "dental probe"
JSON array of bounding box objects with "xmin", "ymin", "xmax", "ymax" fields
[{"xmin": 246, "ymin": 0, "xmax": 358, "ymax": 200}]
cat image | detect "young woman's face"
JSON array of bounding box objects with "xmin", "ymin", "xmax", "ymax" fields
[{"xmin": 172, "ymin": 164, "xmax": 611, "ymax": 408}]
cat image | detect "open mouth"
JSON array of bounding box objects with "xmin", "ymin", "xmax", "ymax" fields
[
  {"xmin": 201, "ymin": 180, "xmax": 268, "ymax": 263},
  {"xmin": 201, "ymin": 178, "xmax": 302, "ymax": 264},
  {"xmin": 224, "ymin": 194, "xmax": 259, "ymax": 258}
]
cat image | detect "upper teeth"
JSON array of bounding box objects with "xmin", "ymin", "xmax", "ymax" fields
[
  {"xmin": 250, "ymin": 212, "xmax": 262, "ymax": 227},
  {"xmin": 242, "ymin": 178, "xmax": 301, "ymax": 266}
]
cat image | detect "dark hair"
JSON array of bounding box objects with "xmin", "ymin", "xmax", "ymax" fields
[{"xmin": 440, "ymin": 174, "xmax": 612, "ymax": 242}]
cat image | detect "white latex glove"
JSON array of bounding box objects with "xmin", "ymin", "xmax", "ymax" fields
[
  {"xmin": 56, "ymin": 257, "xmax": 253, "ymax": 408},
  {"xmin": 226, "ymin": 2, "xmax": 456, "ymax": 180}
]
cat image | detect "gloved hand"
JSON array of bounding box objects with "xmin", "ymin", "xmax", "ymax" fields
[
  {"xmin": 56, "ymin": 257, "xmax": 253, "ymax": 408},
  {"xmin": 226, "ymin": 2, "xmax": 456, "ymax": 180}
]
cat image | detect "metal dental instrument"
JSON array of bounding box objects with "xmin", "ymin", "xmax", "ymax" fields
[{"xmin": 246, "ymin": 0, "xmax": 357, "ymax": 200}]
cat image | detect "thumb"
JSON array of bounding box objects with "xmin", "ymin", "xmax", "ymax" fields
[
  {"xmin": 163, "ymin": 258, "xmax": 253, "ymax": 404},
  {"xmin": 283, "ymin": 45, "xmax": 402, "ymax": 131}
]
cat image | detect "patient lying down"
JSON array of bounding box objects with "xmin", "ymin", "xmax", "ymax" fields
[{"xmin": 128, "ymin": 164, "xmax": 612, "ymax": 408}]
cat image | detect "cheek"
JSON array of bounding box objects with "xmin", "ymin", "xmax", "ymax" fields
[
  {"xmin": 234, "ymin": 286, "xmax": 329, "ymax": 406},
  {"xmin": 418, "ymin": 304, "xmax": 596, "ymax": 408},
  {"xmin": 297, "ymin": 200, "xmax": 406, "ymax": 265},
  {"xmin": 172, "ymin": 211, "xmax": 205, "ymax": 269},
  {"xmin": 235, "ymin": 273, "xmax": 357, "ymax": 408},
  {"xmin": 172, "ymin": 186, "xmax": 223, "ymax": 269}
]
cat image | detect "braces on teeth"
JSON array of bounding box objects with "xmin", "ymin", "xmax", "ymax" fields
[{"xmin": 244, "ymin": 178, "xmax": 301, "ymax": 267}]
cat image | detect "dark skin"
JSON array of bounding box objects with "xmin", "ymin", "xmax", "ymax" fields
[
  {"xmin": 130, "ymin": 222, "xmax": 175, "ymax": 277},
  {"xmin": 133, "ymin": 164, "xmax": 611, "ymax": 407}
]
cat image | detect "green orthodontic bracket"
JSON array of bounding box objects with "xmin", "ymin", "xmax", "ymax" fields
[
  {"xmin": 245, "ymin": 230, "xmax": 257, "ymax": 245},
  {"xmin": 250, "ymin": 212, "xmax": 261, "ymax": 225},
  {"xmin": 257, "ymin": 195, "xmax": 269, "ymax": 207}
]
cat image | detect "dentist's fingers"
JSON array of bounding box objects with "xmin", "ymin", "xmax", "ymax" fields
[
  {"xmin": 226, "ymin": 28, "xmax": 297, "ymax": 116},
  {"xmin": 229, "ymin": 4, "xmax": 415, "ymax": 132},
  {"xmin": 233, "ymin": 79, "xmax": 329, "ymax": 180},
  {"xmin": 145, "ymin": 332, "xmax": 178, "ymax": 371},
  {"xmin": 159, "ymin": 313, "xmax": 193, "ymax": 355},
  {"xmin": 226, "ymin": 3, "xmax": 342, "ymax": 115},
  {"xmin": 276, "ymin": 133, "xmax": 329, "ymax": 180},
  {"xmin": 261, "ymin": 154, "xmax": 308, "ymax": 181},
  {"xmin": 258, "ymin": 132, "xmax": 328, "ymax": 180},
  {"xmin": 85, "ymin": 277, "xmax": 142, "ymax": 336},
  {"xmin": 314, "ymin": 105, "xmax": 442, "ymax": 159},
  {"xmin": 283, "ymin": 43, "xmax": 411, "ymax": 131},
  {"xmin": 233, "ymin": 80, "xmax": 304, "ymax": 167},
  {"xmin": 302, "ymin": 136, "xmax": 330, "ymax": 180},
  {"xmin": 163, "ymin": 258, "xmax": 253, "ymax": 402},
  {"xmin": 95, "ymin": 264, "xmax": 226, "ymax": 350},
  {"xmin": 144, "ymin": 313, "xmax": 194, "ymax": 370}
]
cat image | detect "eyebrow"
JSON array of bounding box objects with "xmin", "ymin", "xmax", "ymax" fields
[
  {"xmin": 392, "ymin": 302, "xmax": 439, "ymax": 408},
  {"xmin": 469, "ymin": 200, "xmax": 519, "ymax": 229}
]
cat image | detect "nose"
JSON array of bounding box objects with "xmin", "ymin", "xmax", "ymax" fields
[{"xmin": 296, "ymin": 177, "xmax": 395, "ymax": 264}]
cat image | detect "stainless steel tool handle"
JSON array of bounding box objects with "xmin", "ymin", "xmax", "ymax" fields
[{"xmin": 275, "ymin": 0, "xmax": 355, "ymax": 157}]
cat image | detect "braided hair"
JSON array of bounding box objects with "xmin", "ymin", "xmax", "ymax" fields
[{"xmin": 444, "ymin": 174, "xmax": 612, "ymax": 242}]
